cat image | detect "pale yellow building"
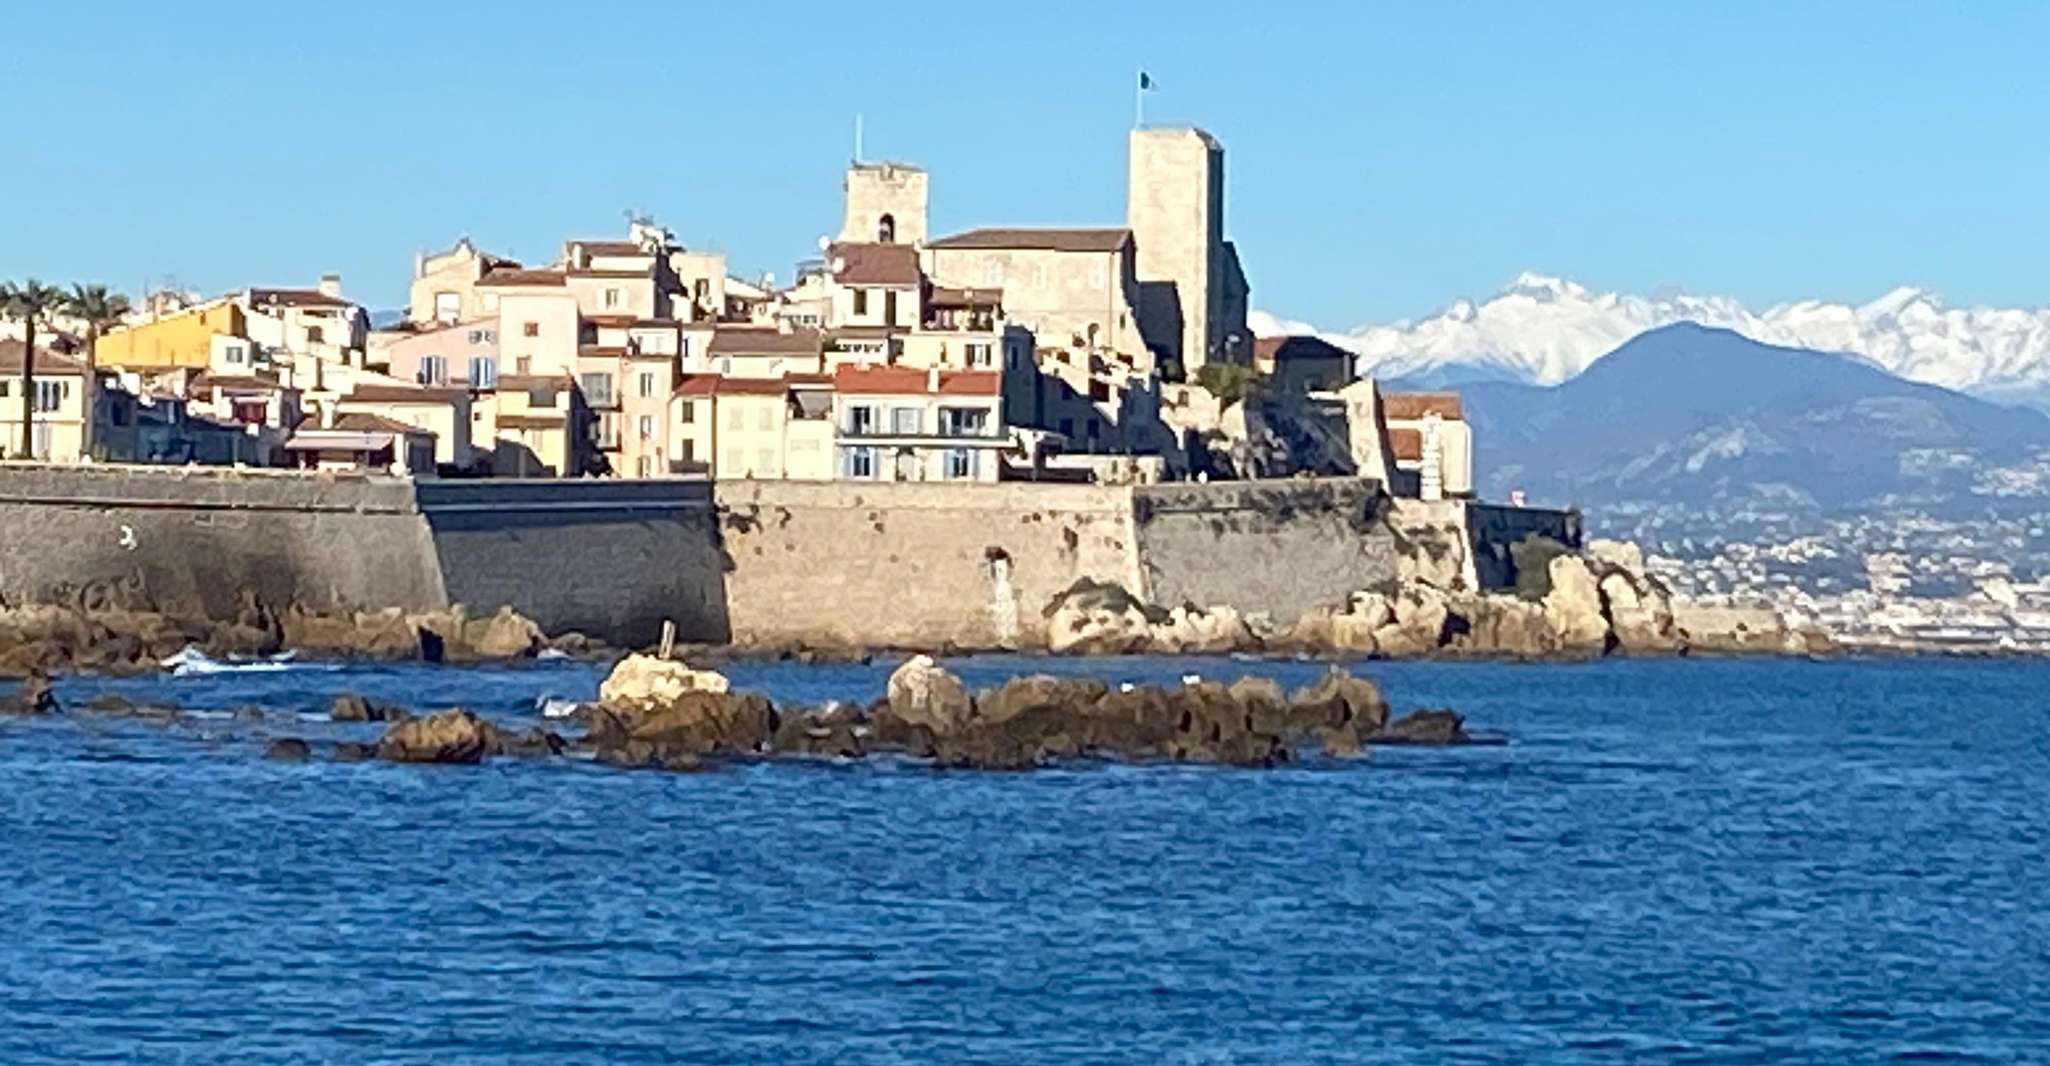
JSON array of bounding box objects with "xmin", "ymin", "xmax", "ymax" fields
[
  {"xmin": 0, "ymin": 342, "xmax": 92, "ymax": 461},
  {"xmin": 334, "ymin": 383, "xmax": 474, "ymax": 470},
  {"xmin": 1380, "ymin": 392, "xmax": 1474, "ymax": 500},
  {"xmin": 409, "ymin": 238, "xmax": 519, "ymax": 326}
]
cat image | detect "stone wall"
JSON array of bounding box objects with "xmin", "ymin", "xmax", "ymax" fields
[
  {"xmin": 1133, "ymin": 479, "xmax": 1394, "ymax": 619},
  {"xmin": 713, "ymin": 479, "xmax": 1140, "ymax": 649},
  {"xmin": 0, "ymin": 463, "xmax": 445, "ymax": 618}
]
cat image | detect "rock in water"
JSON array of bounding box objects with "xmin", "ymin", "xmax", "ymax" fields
[
  {"xmin": 598, "ymin": 653, "xmax": 730, "ymax": 710},
  {"xmin": 264, "ymin": 737, "xmax": 312, "ymax": 761},
  {"xmin": 1373, "ymin": 708, "xmax": 1471, "ymax": 745},
  {"xmin": 378, "ymin": 709, "xmax": 492, "ymax": 764},
  {"xmin": 0, "ymin": 674, "xmax": 57, "ymax": 716},
  {"xmin": 329, "ymin": 694, "xmax": 410, "ymax": 723},
  {"xmin": 460, "ymin": 606, "xmax": 545, "ymax": 660},
  {"xmin": 884, "ymin": 655, "xmax": 973, "ymax": 734},
  {"xmin": 1287, "ymin": 666, "xmax": 1390, "ymax": 733}
]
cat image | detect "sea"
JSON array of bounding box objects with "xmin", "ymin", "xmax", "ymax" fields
[{"xmin": 1, "ymin": 654, "xmax": 2045, "ymax": 1064}]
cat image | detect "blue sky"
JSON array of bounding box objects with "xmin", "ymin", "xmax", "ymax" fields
[{"xmin": 6, "ymin": 1, "xmax": 2046, "ymax": 328}]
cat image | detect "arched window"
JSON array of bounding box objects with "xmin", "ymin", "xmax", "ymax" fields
[{"xmin": 877, "ymin": 213, "xmax": 896, "ymax": 243}]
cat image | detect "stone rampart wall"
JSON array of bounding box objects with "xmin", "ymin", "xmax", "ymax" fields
[{"xmin": 1132, "ymin": 479, "xmax": 1395, "ymax": 619}]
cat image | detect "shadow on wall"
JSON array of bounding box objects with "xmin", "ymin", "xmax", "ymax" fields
[{"xmin": 417, "ymin": 479, "xmax": 731, "ymax": 646}]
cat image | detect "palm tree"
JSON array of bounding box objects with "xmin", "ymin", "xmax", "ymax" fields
[
  {"xmin": 64, "ymin": 284, "xmax": 131, "ymax": 460},
  {"xmin": 0, "ymin": 279, "xmax": 66, "ymax": 459}
]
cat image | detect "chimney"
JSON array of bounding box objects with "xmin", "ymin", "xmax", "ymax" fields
[{"xmin": 317, "ymin": 274, "xmax": 343, "ymax": 299}]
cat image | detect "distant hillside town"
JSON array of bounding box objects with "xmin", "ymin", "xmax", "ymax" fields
[{"xmin": 0, "ymin": 127, "xmax": 1472, "ymax": 504}]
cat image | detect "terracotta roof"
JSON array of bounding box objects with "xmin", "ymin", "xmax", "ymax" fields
[
  {"xmin": 936, "ymin": 370, "xmax": 1001, "ymax": 397},
  {"xmin": 572, "ymin": 240, "xmax": 652, "ymax": 257},
  {"xmin": 0, "ymin": 342, "xmax": 85, "ymax": 374},
  {"xmin": 495, "ymin": 413, "xmax": 566, "ymax": 429},
  {"xmin": 785, "ymin": 372, "xmax": 833, "ymax": 386},
  {"xmin": 709, "ymin": 326, "xmax": 821, "ymax": 357},
  {"xmin": 342, "ymin": 384, "xmax": 468, "ymax": 404},
  {"xmin": 827, "ymin": 242, "xmax": 922, "ymax": 285},
  {"xmin": 192, "ymin": 373, "xmax": 285, "ymax": 392},
  {"xmin": 565, "ymin": 269, "xmax": 653, "ymax": 279},
  {"xmin": 1388, "ymin": 427, "xmax": 1424, "ymax": 462},
  {"xmin": 334, "ymin": 412, "xmax": 433, "ymax": 436},
  {"xmin": 1380, "ymin": 391, "xmax": 1464, "ymax": 421},
  {"xmin": 833, "ymin": 366, "xmax": 927, "ymax": 395},
  {"xmin": 477, "ymin": 268, "xmax": 567, "ymax": 288},
  {"xmin": 926, "ymin": 227, "xmax": 1131, "ymax": 253},
  {"xmin": 578, "ymin": 346, "xmax": 631, "ymax": 358},
  {"xmin": 928, "ymin": 286, "xmax": 1003, "ymax": 308},
  {"xmin": 248, "ymin": 287, "xmax": 352, "ymax": 309},
  {"xmin": 672, "ymin": 374, "xmax": 804, "ymax": 397},
  {"xmin": 674, "ymin": 374, "xmax": 721, "ymax": 396},
  {"xmin": 496, "ymin": 374, "xmax": 568, "ymax": 392}
]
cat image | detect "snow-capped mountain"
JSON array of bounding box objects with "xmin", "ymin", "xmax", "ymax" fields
[{"xmin": 1251, "ymin": 273, "xmax": 2050, "ymax": 407}]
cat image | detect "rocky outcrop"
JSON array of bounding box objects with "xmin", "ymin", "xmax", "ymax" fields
[
  {"xmin": 264, "ymin": 737, "xmax": 312, "ymax": 761},
  {"xmin": 378, "ymin": 709, "xmax": 493, "ymax": 764},
  {"xmin": 1374, "ymin": 708, "xmax": 1470, "ymax": 745},
  {"xmin": 597, "ymin": 654, "xmax": 731, "ymax": 710},
  {"xmin": 1045, "ymin": 580, "xmax": 1255, "ymax": 656},
  {"xmin": 883, "ymin": 655, "xmax": 974, "ymax": 735},
  {"xmin": 0, "ymin": 674, "xmax": 57, "ymax": 716},
  {"xmin": 863, "ymin": 660, "xmax": 1444, "ymax": 770},
  {"xmin": 329, "ymin": 694, "xmax": 410, "ymax": 723}
]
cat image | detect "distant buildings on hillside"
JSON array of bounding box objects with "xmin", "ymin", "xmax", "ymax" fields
[{"xmin": 2, "ymin": 125, "xmax": 1476, "ymax": 501}]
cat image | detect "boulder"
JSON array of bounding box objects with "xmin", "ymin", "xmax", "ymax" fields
[
  {"xmin": 1044, "ymin": 579, "xmax": 1156, "ymax": 654},
  {"xmin": 586, "ymin": 690, "xmax": 776, "ymax": 757},
  {"xmin": 0, "ymin": 674, "xmax": 58, "ymax": 716},
  {"xmin": 333, "ymin": 741, "xmax": 378, "ymax": 762},
  {"xmin": 1599, "ymin": 570, "xmax": 1677, "ymax": 653},
  {"xmin": 598, "ymin": 653, "xmax": 731, "ymax": 710},
  {"xmin": 264, "ymin": 737, "xmax": 312, "ymax": 761},
  {"xmin": 1453, "ymin": 596, "xmax": 1557, "ymax": 657},
  {"xmin": 770, "ymin": 703, "xmax": 866, "ymax": 758},
  {"xmin": 1541, "ymin": 554, "xmax": 1611, "ymax": 651},
  {"xmin": 1586, "ymin": 538, "xmax": 1646, "ymax": 574},
  {"xmin": 1373, "ymin": 708, "xmax": 1470, "ymax": 745},
  {"xmin": 378, "ymin": 709, "xmax": 492, "ymax": 764},
  {"xmin": 1372, "ymin": 587, "xmax": 1454, "ymax": 657},
  {"xmin": 974, "ymin": 674, "xmax": 1109, "ymax": 727},
  {"xmin": 1287, "ymin": 667, "xmax": 1390, "ymax": 733},
  {"xmin": 487, "ymin": 726, "xmax": 567, "ymax": 759},
  {"xmin": 884, "ymin": 655, "xmax": 973, "ymax": 735},
  {"xmin": 459, "ymin": 606, "xmax": 544, "ymax": 660},
  {"xmin": 329, "ymin": 694, "xmax": 410, "ymax": 723},
  {"xmin": 1150, "ymin": 604, "xmax": 1255, "ymax": 654}
]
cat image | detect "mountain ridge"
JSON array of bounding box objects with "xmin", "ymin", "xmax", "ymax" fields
[{"xmin": 1251, "ymin": 273, "xmax": 2050, "ymax": 409}]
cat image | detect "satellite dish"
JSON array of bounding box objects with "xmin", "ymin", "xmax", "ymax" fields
[{"xmin": 816, "ymin": 235, "xmax": 831, "ymax": 252}]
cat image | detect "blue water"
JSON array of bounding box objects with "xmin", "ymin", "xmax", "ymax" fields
[{"xmin": 2, "ymin": 655, "xmax": 2047, "ymax": 1063}]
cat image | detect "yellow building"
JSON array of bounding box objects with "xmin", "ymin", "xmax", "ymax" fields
[{"xmin": 96, "ymin": 301, "xmax": 247, "ymax": 371}]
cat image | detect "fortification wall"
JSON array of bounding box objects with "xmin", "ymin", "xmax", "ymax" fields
[
  {"xmin": 714, "ymin": 480, "xmax": 1140, "ymax": 649},
  {"xmin": 417, "ymin": 479, "xmax": 726, "ymax": 646},
  {"xmin": 0, "ymin": 463, "xmax": 445, "ymax": 618},
  {"xmin": 1132, "ymin": 479, "xmax": 1395, "ymax": 620}
]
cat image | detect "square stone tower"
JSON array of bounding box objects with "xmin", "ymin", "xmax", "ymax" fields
[
  {"xmin": 1127, "ymin": 126, "xmax": 1245, "ymax": 374},
  {"xmin": 841, "ymin": 162, "xmax": 928, "ymax": 246}
]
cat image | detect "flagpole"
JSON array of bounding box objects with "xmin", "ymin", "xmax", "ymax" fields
[{"xmin": 1135, "ymin": 70, "xmax": 1144, "ymax": 129}]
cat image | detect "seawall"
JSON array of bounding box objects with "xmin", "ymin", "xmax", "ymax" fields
[{"xmin": 0, "ymin": 465, "xmax": 1569, "ymax": 649}]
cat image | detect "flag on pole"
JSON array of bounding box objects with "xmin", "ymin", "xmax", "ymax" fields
[
  {"xmin": 1136, "ymin": 70, "xmax": 1156, "ymax": 128},
  {"xmin": 1139, "ymin": 71, "xmax": 1156, "ymax": 91}
]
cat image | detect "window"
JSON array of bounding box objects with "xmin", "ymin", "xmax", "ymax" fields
[
  {"xmin": 679, "ymin": 400, "xmax": 696, "ymax": 425},
  {"xmin": 515, "ymin": 356, "xmax": 532, "ymax": 374},
  {"xmin": 848, "ymin": 446, "xmax": 875, "ymax": 478},
  {"xmin": 33, "ymin": 380, "xmax": 70, "ymax": 413},
  {"xmin": 596, "ymin": 412, "xmax": 620, "ymax": 447},
  {"xmin": 636, "ymin": 455, "xmax": 651, "ymax": 478},
  {"xmin": 638, "ymin": 414, "xmax": 655, "ymax": 441},
  {"xmin": 604, "ymin": 288, "xmax": 622, "ymax": 308},
  {"xmin": 579, "ymin": 372, "xmax": 615, "ymax": 407},
  {"xmin": 306, "ymin": 326, "xmax": 325, "ymax": 344},
  {"xmin": 1089, "ymin": 380, "xmax": 1111, "ymax": 402},
  {"xmin": 877, "ymin": 213, "xmax": 896, "ymax": 243},
  {"xmin": 223, "ymin": 345, "xmax": 246, "ymax": 365},
  {"xmin": 468, "ymin": 356, "xmax": 497, "ymax": 388},
  {"xmin": 890, "ymin": 406, "xmax": 921, "ymax": 435},
  {"xmin": 523, "ymin": 322, "xmax": 540, "ymax": 338},
  {"xmin": 757, "ymin": 407, "xmax": 775, "ymax": 431},
  {"xmin": 941, "ymin": 407, "xmax": 989, "ymax": 437},
  {"xmin": 723, "ymin": 447, "xmax": 742, "ymax": 473},
  {"xmin": 467, "ymin": 329, "xmax": 484, "ymax": 344},
  {"xmin": 852, "ymin": 289, "xmax": 868, "ymax": 315},
  {"xmin": 418, "ymin": 355, "xmax": 448, "ymax": 385},
  {"xmin": 846, "ymin": 404, "xmax": 875, "ymax": 435},
  {"xmin": 434, "ymin": 292, "xmax": 461, "ymax": 323},
  {"xmin": 965, "ymin": 342, "xmax": 992, "ymax": 368},
  {"xmin": 638, "ymin": 371, "xmax": 655, "ymax": 398},
  {"xmin": 679, "ymin": 439, "xmax": 696, "ymax": 462},
  {"xmin": 0, "ymin": 382, "xmax": 8, "ymax": 397},
  {"xmin": 756, "ymin": 448, "xmax": 774, "ymax": 472},
  {"xmin": 946, "ymin": 448, "xmax": 974, "ymax": 479},
  {"xmin": 727, "ymin": 405, "xmax": 744, "ymax": 430},
  {"xmin": 1058, "ymin": 417, "xmax": 1074, "ymax": 437},
  {"xmin": 883, "ymin": 289, "xmax": 898, "ymax": 327}
]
